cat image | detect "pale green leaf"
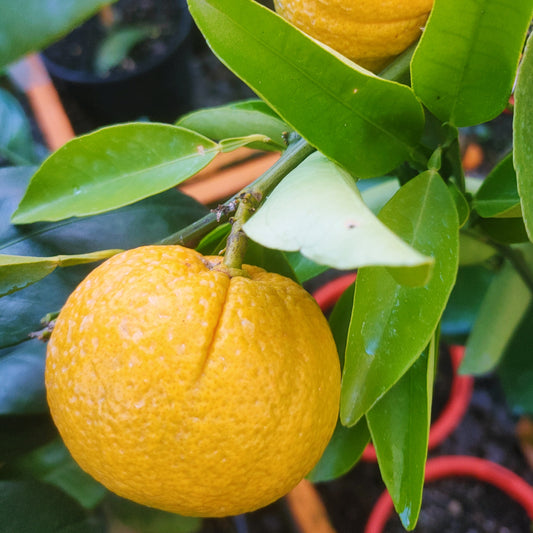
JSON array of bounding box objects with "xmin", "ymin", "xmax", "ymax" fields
[
  {"xmin": 243, "ymin": 153, "xmax": 433, "ymax": 273},
  {"xmin": 11, "ymin": 124, "xmax": 218, "ymax": 224},
  {"xmin": 0, "ymin": 250, "xmax": 121, "ymax": 297}
]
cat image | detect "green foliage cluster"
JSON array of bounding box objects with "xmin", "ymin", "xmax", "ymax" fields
[{"xmin": 2, "ymin": 0, "xmax": 533, "ymax": 531}]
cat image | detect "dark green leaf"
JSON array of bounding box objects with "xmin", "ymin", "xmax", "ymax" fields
[
  {"xmin": 0, "ymin": 339, "xmax": 47, "ymax": 414},
  {"xmin": 11, "ymin": 124, "xmax": 217, "ymax": 224},
  {"xmin": 0, "ymin": 88, "xmax": 39, "ymax": 166},
  {"xmin": 341, "ymin": 172, "xmax": 459, "ymax": 426},
  {"xmin": 307, "ymin": 418, "xmax": 370, "ymax": 483},
  {"xmin": 108, "ymin": 494, "xmax": 202, "ymax": 533},
  {"xmin": 0, "ymin": 414, "xmax": 57, "ymax": 462},
  {"xmin": 283, "ymin": 252, "xmax": 329, "ymax": 284},
  {"xmin": 514, "ymin": 33, "xmax": 533, "ymax": 241},
  {"xmin": 474, "ymin": 153, "xmax": 521, "ymax": 218},
  {"xmin": 461, "ymin": 246, "xmax": 533, "ymax": 375},
  {"xmin": 177, "ymin": 99, "xmax": 289, "ymax": 151},
  {"xmin": 188, "ymin": 0, "xmax": 425, "ymax": 178},
  {"xmin": 441, "ymin": 265, "xmax": 494, "ymax": 340},
  {"xmin": 328, "ymin": 280, "xmax": 356, "ymax": 370},
  {"xmin": 244, "ymin": 240, "xmax": 298, "ymax": 282},
  {"xmin": 6, "ymin": 439, "xmax": 107, "ymax": 510},
  {"xmin": 195, "ymin": 223, "xmax": 231, "ymax": 256},
  {"xmin": 0, "ymin": 480, "xmax": 103, "ymax": 533},
  {"xmin": 367, "ymin": 336, "xmax": 437, "ymax": 530},
  {"xmin": 0, "ymin": 1, "xmax": 117, "ymax": 68},
  {"xmin": 478, "ymin": 217, "xmax": 529, "ymax": 244},
  {"xmin": 498, "ymin": 305, "xmax": 533, "ymax": 415},
  {"xmin": 411, "ymin": 0, "xmax": 533, "ymax": 127}
]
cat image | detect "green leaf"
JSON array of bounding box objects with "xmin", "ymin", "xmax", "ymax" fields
[
  {"xmin": 514, "ymin": 33, "xmax": 533, "ymax": 241},
  {"xmin": 0, "ymin": 0, "xmax": 116, "ymax": 69},
  {"xmin": 478, "ymin": 217, "xmax": 530, "ymax": 244},
  {"xmin": 244, "ymin": 240, "xmax": 298, "ymax": 282},
  {"xmin": 195, "ymin": 223, "xmax": 231, "ymax": 256},
  {"xmin": 0, "ymin": 414, "xmax": 57, "ymax": 462},
  {"xmin": 0, "ymin": 88, "xmax": 39, "ymax": 166},
  {"xmin": 474, "ymin": 153, "xmax": 522, "ymax": 218},
  {"xmin": 177, "ymin": 99, "xmax": 290, "ymax": 151},
  {"xmin": 0, "ymin": 250, "xmax": 121, "ymax": 297},
  {"xmin": 458, "ymin": 232, "xmax": 497, "ymax": 266},
  {"xmin": 341, "ymin": 171, "xmax": 459, "ymax": 426},
  {"xmin": 411, "ymin": 0, "xmax": 533, "ymax": 127},
  {"xmin": 447, "ymin": 183, "xmax": 470, "ymax": 228},
  {"xmin": 5, "ymin": 439, "xmax": 107, "ymax": 510},
  {"xmin": 308, "ymin": 418, "xmax": 370, "ymax": 483},
  {"xmin": 283, "ymin": 252, "xmax": 329, "ymax": 284},
  {"xmin": 308, "ymin": 280, "xmax": 370, "ymax": 482},
  {"xmin": 441, "ymin": 265, "xmax": 494, "ymax": 340},
  {"xmin": 0, "ymin": 339, "xmax": 47, "ymax": 414},
  {"xmin": 94, "ymin": 25, "xmax": 155, "ymax": 75},
  {"xmin": 188, "ymin": 0, "xmax": 425, "ymax": 178},
  {"xmin": 1, "ymin": 166, "xmax": 207, "ymax": 348},
  {"xmin": 367, "ymin": 335, "xmax": 437, "ymax": 530},
  {"xmin": 461, "ymin": 245, "xmax": 533, "ymax": 375},
  {"xmin": 243, "ymin": 153, "xmax": 433, "ymax": 273},
  {"xmin": 11, "ymin": 124, "xmax": 218, "ymax": 224},
  {"xmin": 498, "ymin": 305, "xmax": 533, "ymax": 415},
  {"xmin": 108, "ymin": 494, "xmax": 201, "ymax": 533},
  {"xmin": 0, "ymin": 480, "xmax": 103, "ymax": 533}
]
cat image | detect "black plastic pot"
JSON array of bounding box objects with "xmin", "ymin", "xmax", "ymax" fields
[{"xmin": 41, "ymin": 0, "xmax": 193, "ymax": 130}]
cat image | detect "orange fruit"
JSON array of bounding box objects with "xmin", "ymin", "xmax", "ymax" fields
[
  {"xmin": 274, "ymin": 0, "xmax": 434, "ymax": 71},
  {"xmin": 45, "ymin": 245, "xmax": 340, "ymax": 517}
]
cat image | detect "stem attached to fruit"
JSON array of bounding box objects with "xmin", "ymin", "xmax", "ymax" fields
[
  {"xmin": 159, "ymin": 136, "xmax": 315, "ymax": 247},
  {"xmin": 222, "ymin": 192, "xmax": 261, "ymax": 276}
]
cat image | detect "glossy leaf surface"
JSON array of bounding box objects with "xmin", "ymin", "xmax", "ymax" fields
[
  {"xmin": 367, "ymin": 338, "xmax": 436, "ymax": 530},
  {"xmin": 412, "ymin": 0, "xmax": 533, "ymax": 127},
  {"xmin": 474, "ymin": 153, "xmax": 521, "ymax": 218},
  {"xmin": 341, "ymin": 172, "xmax": 458, "ymax": 426},
  {"xmin": 188, "ymin": 0, "xmax": 425, "ymax": 178},
  {"xmin": 177, "ymin": 99, "xmax": 289, "ymax": 151},
  {"xmin": 0, "ymin": 250, "xmax": 121, "ymax": 297},
  {"xmin": 0, "ymin": 0, "xmax": 115, "ymax": 68},
  {"xmin": 11, "ymin": 124, "xmax": 217, "ymax": 223},
  {"xmin": 244, "ymin": 153, "xmax": 433, "ymax": 272},
  {"xmin": 514, "ymin": 33, "xmax": 533, "ymax": 241},
  {"xmin": 461, "ymin": 246, "xmax": 533, "ymax": 375}
]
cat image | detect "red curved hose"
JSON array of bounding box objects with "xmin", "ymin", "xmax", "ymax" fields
[
  {"xmin": 312, "ymin": 276, "xmax": 474, "ymax": 461},
  {"xmin": 364, "ymin": 456, "xmax": 533, "ymax": 533}
]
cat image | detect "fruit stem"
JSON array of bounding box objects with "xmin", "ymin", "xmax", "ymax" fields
[
  {"xmin": 222, "ymin": 192, "xmax": 261, "ymax": 276},
  {"xmin": 159, "ymin": 136, "xmax": 314, "ymax": 247}
]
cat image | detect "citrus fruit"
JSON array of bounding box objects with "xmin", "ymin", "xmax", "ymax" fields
[
  {"xmin": 274, "ymin": 0, "xmax": 434, "ymax": 71},
  {"xmin": 45, "ymin": 245, "xmax": 340, "ymax": 517}
]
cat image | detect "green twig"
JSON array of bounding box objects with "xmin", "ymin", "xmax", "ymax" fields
[{"xmin": 159, "ymin": 136, "xmax": 315, "ymax": 247}]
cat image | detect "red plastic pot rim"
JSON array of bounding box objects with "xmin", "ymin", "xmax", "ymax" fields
[
  {"xmin": 312, "ymin": 275, "xmax": 474, "ymax": 461},
  {"xmin": 364, "ymin": 455, "xmax": 533, "ymax": 533}
]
